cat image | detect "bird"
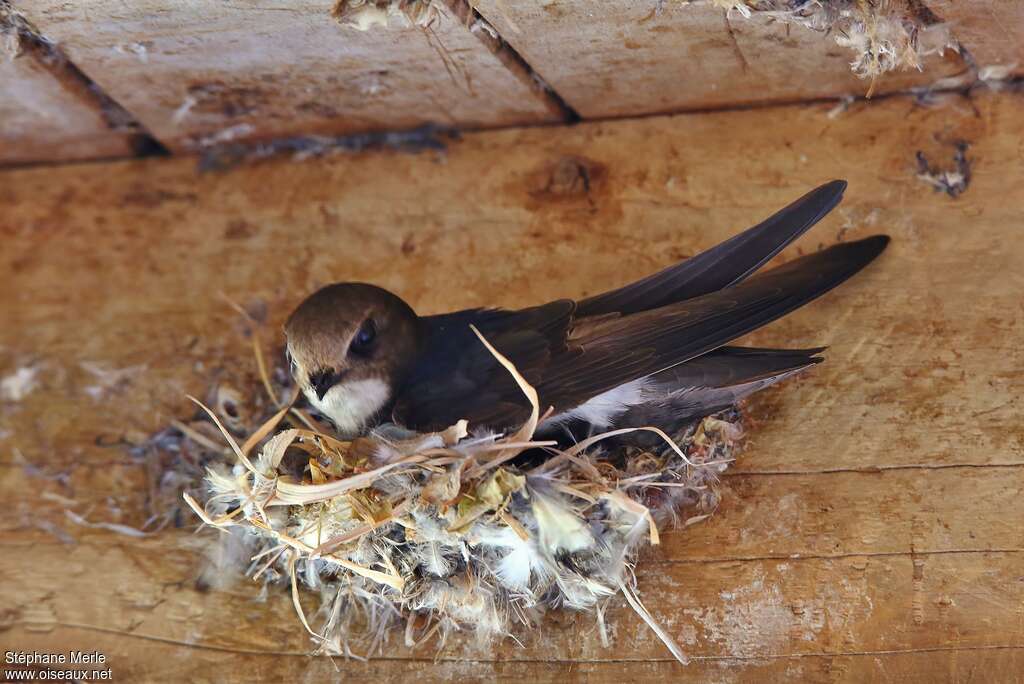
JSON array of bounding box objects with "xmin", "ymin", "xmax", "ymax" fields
[{"xmin": 284, "ymin": 180, "xmax": 888, "ymax": 441}]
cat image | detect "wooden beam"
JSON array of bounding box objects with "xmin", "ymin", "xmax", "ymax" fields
[
  {"xmin": 930, "ymin": 0, "xmax": 1024, "ymax": 72},
  {"xmin": 469, "ymin": 0, "xmax": 967, "ymax": 118},
  {"xmin": 1, "ymin": 90, "xmax": 1022, "ymax": 678},
  {"xmin": 0, "ymin": 13, "xmax": 135, "ymax": 165},
  {"xmin": 2, "ymin": 535, "xmax": 1022, "ymax": 670},
  {"xmin": 5, "ymin": 624, "xmax": 1022, "ymax": 682},
  {"xmin": 15, "ymin": 1, "xmax": 562, "ymax": 153}
]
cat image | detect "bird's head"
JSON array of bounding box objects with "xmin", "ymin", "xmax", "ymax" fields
[{"xmin": 284, "ymin": 283, "xmax": 422, "ymax": 436}]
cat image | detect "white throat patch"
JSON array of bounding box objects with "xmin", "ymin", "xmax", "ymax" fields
[{"xmin": 307, "ymin": 377, "xmax": 391, "ymax": 437}]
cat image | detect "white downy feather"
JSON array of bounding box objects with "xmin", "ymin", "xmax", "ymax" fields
[
  {"xmin": 418, "ymin": 541, "xmax": 454, "ymax": 578},
  {"xmin": 474, "ymin": 524, "xmax": 544, "ymax": 591},
  {"xmin": 410, "ymin": 510, "xmax": 462, "ymax": 578},
  {"xmin": 600, "ymin": 494, "xmax": 653, "ymax": 584},
  {"xmin": 529, "ymin": 488, "xmax": 595, "ymax": 554}
]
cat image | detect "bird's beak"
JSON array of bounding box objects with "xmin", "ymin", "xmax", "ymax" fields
[{"xmin": 309, "ymin": 369, "xmax": 341, "ymax": 401}]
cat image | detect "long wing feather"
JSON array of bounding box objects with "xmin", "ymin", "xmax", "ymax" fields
[
  {"xmin": 540, "ymin": 346, "xmax": 823, "ymax": 444},
  {"xmin": 575, "ymin": 180, "xmax": 848, "ymax": 317},
  {"xmin": 537, "ymin": 236, "xmax": 888, "ymax": 412}
]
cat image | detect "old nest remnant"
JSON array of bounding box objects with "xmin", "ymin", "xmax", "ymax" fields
[
  {"xmin": 180, "ymin": 327, "xmax": 744, "ymax": 663},
  {"xmin": 332, "ymin": 0, "xmax": 445, "ymax": 31},
  {"xmin": 711, "ymin": 0, "xmax": 957, "ymax": 94}
]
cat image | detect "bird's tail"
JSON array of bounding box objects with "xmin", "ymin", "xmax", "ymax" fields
[
  {"xmin": 576, "ymin": 180, "xmax": 848, "ymax": 317},
  {"xmin": 542, "ymin": 345, "xmax": 822, "ymax": 447},
  {"xmin": 645, "ymin": 345, "xmax": 823, "ymax": 417}
]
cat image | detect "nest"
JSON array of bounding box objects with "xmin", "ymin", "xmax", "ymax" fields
[
  {"xmin": 172, "ymin": 326, "xmax": 744, "ymax": 663},
  {"xmin": 332, "ymin": 0, "xmax": 446, "ymax": 31},
  {"xmin": 711, "ymin": 0, "xmax": 956, "ymax": 92}
]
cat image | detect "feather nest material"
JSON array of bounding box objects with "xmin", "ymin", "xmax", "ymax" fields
[
  {"xmin": 332, "ymin": 0, "xmax": 445, "ymax": 30},
  {"xmin": 707, "ymin": 0, "xmax": 957, "ymax": 91}
]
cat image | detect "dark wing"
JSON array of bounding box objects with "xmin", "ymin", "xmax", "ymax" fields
[
  {"xmin": 631, "ymin": 346, "xmax": 824, "ymax": 421},
  {"xmin": 393, "ymin": 236, "xmax": 888, "ymax": 432},
  {"xmin": 392, "ymin": 300, "xmax": 576, "ymax": 431},
  {"xmin": 544, "ymin": 346, "xmax": 824, "ymax": 445},
  {"xmin": 651, "ymin": 345, "xmax": 825, "ymax": 390},
  {"xmin": 575, "ymin": 180, "xmax": 847, "ymax": 317},
  {"xmin": 536, "ymin": 236, "xmax": 888, "ymax": 413}
]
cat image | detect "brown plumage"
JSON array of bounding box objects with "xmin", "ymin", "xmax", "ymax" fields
[{"xmin": 284, "ymin": 180, "xmax": 888, "ymax": 438}]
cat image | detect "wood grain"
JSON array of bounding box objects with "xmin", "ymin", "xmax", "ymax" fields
[
  {"xmin": 7, "ymin": 625, "xmax": 1022, "ymax": 684},
  {"xmin": 2, "ymin": 90, "xmax": 1022, "ymax": 680},
  {"xmin": 0, "ymin": 48, "xmax": 134, "ymax": 165},
  {"xmin": 930, "ymin": 0, "xmax": 1024, "ymax": 70},
  {"xmin": 14, "ymin": 0, "xmax": 560, "ymax": 153},
  {"xmin": 470, "ymin": 0, "xmax": 968, "ymax": 118},
  {"xmin": 3, "ymin": 531, "xmax": 1023, "ymax": 676}
]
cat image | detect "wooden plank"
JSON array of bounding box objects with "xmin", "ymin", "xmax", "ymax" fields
[
  {"xmin": 2, "ymin": 91, "xmax": 1023, "ymax": 678},
  {"xmin": 0, "ymin": 41, "xmax": 134, "ymax": 165},
  {"xmin": 469, "ymin": 0, "xmax": 967, "ymax": 118},
  {"xmin": 5, "ymin": 626, "xmax": 1022, "ymax": 683},
  {"xmin": 15, "ymin": 0, "xmax": 560, "ymax": 153},
  {"xmin": 2, "ymin": 534, "xmax": 1022, "ymax": 668},
  {"xmin": 930, "ymin": 0, "xmax": 1024, "ymax": 71},
  {"xmin": 666, "ymin": 467, "xmax": 1024, "ymax": 561}
]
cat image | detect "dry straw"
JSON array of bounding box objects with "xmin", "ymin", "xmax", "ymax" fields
[{"xmin": 181, "ymin": 327, "xmax": 743, "ymax": 662}]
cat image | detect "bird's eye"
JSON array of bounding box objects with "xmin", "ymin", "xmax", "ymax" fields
[{"xmin": 349, "ymin": 318, "xmax": 377, "ymax": 357}]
